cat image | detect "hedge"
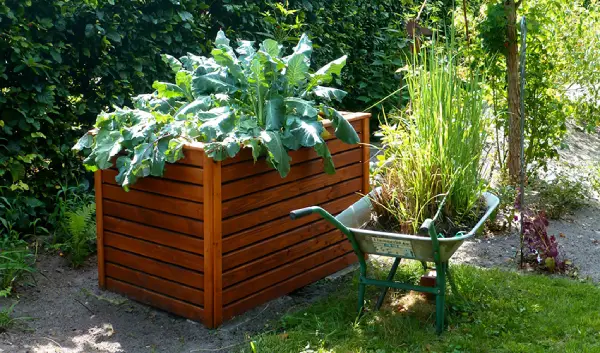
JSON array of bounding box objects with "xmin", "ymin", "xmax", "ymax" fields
[{"xmin": 0, "ymin": 0, "xmax": 450, "ymax": 232}]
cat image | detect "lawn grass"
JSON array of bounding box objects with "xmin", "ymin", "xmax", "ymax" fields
[{"xmin": 243, "ymin": 262, "xmax": 600, "ymax": 353}]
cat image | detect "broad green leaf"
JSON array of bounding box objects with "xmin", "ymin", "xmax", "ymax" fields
[
  {"xmin": 73, "ymin": 133, "xmax": 94, "ymax": 151},
  {"xmin": 204, "ymin": 137, "xmax": 241, "ymax": 161},
  {"xmin": 260, "ymin": 39, "xmax": 282, "ymax": 59},
  {"xmin": 197, "ymin": 108, "xmax": 234, "ymax": 140},
  {"xmin": 260, "ymin": 130, "xmax": 291, "ymax": 177},
  {"xmin": 174, "ymin": 96, "xmax": 212, "ymax": 119},
  {"xmin": 215, "ymin": 30, "xmax": 230, "ymax": 47},
  {"xmin": 312, "ymin": 86, "xmax": 347, "ymax": 102},
  {"xmin": 310, "ymin": 55, "xmax": 347, "ymax": 86},
  {"xmin": 321, "ymin": 105, "xmax": 359, "ymax": 144},
  {"xmin": 265, "ymin": 96, "xmax": 285, "ymax": 131},
  {"xmin": 285, "ymin": 97, "xmax": 318, "ymax": 117},
  {"xmin": 315, "ymin": 142, "xmax": 335, "ymax": 174},
  {"xmin": 175, "ymin": 71, "xmax": 193, "ymax": 94},
  {"xmin": 162, "ymin": 54, "xmax": 182, "ymax": 73},
  {"xmin": 191, "ymin": 71, "xmax": 237, "ymax": 96},
  {"xmin": 284, "ymin": 33, "xmax": 312, "ymax": 62},
  {"xmin": 236, "ymin": 40, "xmax": 256, "ymax": 66},
  {"xmin": 153, "ymin": 81, "xmax": 185, "ymax": 99},
  {"xmin": 245, "ymin": 138, "xmax": 262, "ymax": 162},
  {"xmin": 285, "ymin": 54, "xmax": 309, "ymax": 87},
  {"xmin": 288, "ymin": 117, "xmax": 325, "ymax": 148},
  {"xmin": 212, "ymin": 48, "xmax": 243, "ymax": 80}
]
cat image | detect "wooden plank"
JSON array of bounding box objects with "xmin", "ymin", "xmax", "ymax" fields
[
  {"xmin": 223, "ymin": 229, "xmax": 347, "ymax": 288},
  {"xmin": 223, "ymin": 241, "xmax": 353, "ymax": 304},
  {"xmin": 222, "ymin": 219, "xmax": 335, "ymax": 271},
  {"xmin": 222, "ymin": 177, "xmax": 362, "ymax": 236},
  {"xmin": 104, "ymin": 232, "xmax": 204, "ymax": 272},
  {"xmin": 104, "ymin": 216, "xmax": 203, "ymax": 255},
  {"xmin": 179, "ymin": 146, "xmax": 204, "ymax": 167},
  {"xmin": 95, "ymin": 170, "xmax": 105, "ymax": 289},
  {"xmin": 102, "ymin": 169, "xmax": 203, "ymax": 202},
  {"xmin": 106, "ymin": 263, "xmax": 204, "ymax": 306},
  {"xmin": 222, "ymin": 148, "xmax": 362, "ymax": 201},
  {"xmin": 361, "ymin": 116, "xmax": 371, "ymax": 194},
  {"xmin": 162, "ymin": 163, "xmax": 203, "ymax": 184},
  {"xmin": 221, "ymin": 117, "xmax": 365, "ymax": 166},
  {"xmin": 105, "ymin": 247, "xmax": 203, "ymax": 289},
  {"xmin": 223, "ymin": 193, "xmax": 361, "ymax": 253},
  {"xmin": 106, "ymin": 278, "xmax": 204, "ymax": 321},
  {"xmin": 202, "ymin": 156, "xmax": 223, "ymax": 328},
  {"xmin": 103, "ymin": 184, "xmax": 203, "ymax": 220},
  {"xmin": 103, "ymin": 200, "xmax": 203, "ymax": 237},
  {"xmin": 223, "ymin": 252, "xmax": 356, "ymax": 320},
  {"xmin": 222, "ymin": 163, "xmax": 362, "ymax": 218},
  {"xmin": 221, "ymin": 135, "xmax": 362, "ymax": 183}
]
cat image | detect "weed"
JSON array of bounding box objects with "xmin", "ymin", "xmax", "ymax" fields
[
  {"xmin": 0, "ymin": 302, "xmax": 30, "ymax": 333},
  {"xmin": 532, "ymin": 174, "xmax": 586, "ymax": 219},
  {"xmin": 0, "ymin": 237, "xmax": 35, "ymax": 294}
]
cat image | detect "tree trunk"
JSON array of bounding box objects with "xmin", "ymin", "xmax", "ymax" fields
[{"xmin": 505, "ymin": 0, "xmax": 521, "ymax": 181}]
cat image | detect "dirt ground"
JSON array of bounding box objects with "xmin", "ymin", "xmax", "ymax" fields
[
  {"xmin": 0, "ymin": 254, "xmax": 350, "ymax": 353},
  {"xmin": 2, "ymin": 125, "xmax": 600, "ymax": 352}
]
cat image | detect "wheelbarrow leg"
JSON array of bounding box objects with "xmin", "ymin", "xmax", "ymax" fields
[
  {"xmin": 435, "ymin": 262, "xmax": 447, "ymax": 334},
  {"xmin": 375, "ymin": 257, "xmax": 401, "ymax": 311},
  {"xmin": 357, "ymin": 281, "xmax": 366, "ymax": 316}
]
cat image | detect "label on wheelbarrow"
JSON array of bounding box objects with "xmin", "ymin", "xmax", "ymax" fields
[{"xmin": 371, "ymin": 237, "xmax": 415, "ymax": 257}]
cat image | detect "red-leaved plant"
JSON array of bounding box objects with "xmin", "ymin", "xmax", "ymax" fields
[{"xmin": 521, "ymin": 210, "xmax": 564, "ymax": 273}]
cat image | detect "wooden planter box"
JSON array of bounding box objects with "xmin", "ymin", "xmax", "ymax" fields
[{"xmin": 94, "ymin": 112, "xmax": 370, "ymax": 328}]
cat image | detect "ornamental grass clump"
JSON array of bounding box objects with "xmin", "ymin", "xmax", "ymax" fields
[
  {"xmin": 73, "ymin": 31, "xmax": 358, "ymax": 189},
  {"xmin": 372, "ymin": 38, "xmax": 488, "ymax": 235}
]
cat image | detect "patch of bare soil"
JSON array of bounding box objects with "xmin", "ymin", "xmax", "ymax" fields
[{"xmin": 0, "ymin": 254, "xmax": 348, "ymax": 353}]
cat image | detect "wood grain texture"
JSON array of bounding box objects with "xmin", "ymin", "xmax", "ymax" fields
[
  {"xmin": 223, "ymin": 252, "xmax": 356, "ymax": 320},
  {"xmin": 223, "ymin": 193, "xmax": 361, "ymax": 253},
  {"xmin": 222, "ymin": 177, "xmax": 362, "ymax": 236},
  {"xmin": 222, "ymin": 229, "xmax": 346, "ymax": 288},
  {"xmin": 222, "ymin": 148, "xmax": 362, "ymax": 201},
  {"xmin": 104, "ymin": 232, "xmax": 203, "ymax": 271},
  {"xmin": 223, "ymin": 241, "xmax": 353, "ymax": 304},
  {"xmin": 106, "ymin": 263, "xmax": 204, "ymax": 306},
  {"xmin": 103, "ymin": 169, "xmax": 203, "ymax": 202},
  {"xmin": 361, "ymin": 116, "xmax": 371, "ymax": 194},
  {"xmin": 95, "ymin": 170, "xmax": 105, "ymax": 289},
  {"xmin": 103, "ymin": 184, "xmax": 203, "ymax": 220},
  {"xmin": 105, "ymin": 247, "xmax": 203, "ymax": 289},
  {"xmin": 179, "ymin": 146, "xmax": 204, "ymax": 167},
  {"xmin": 103, "ymin": 200, "xmax": 203, "ymax": 237},
  {"xmin": 103, "ymin": 217, "xmax": 203, "ymax": 255},
  {"xmin": 222, "ymin": 163, "xmax": 362, "ymax": 218},
  {"xmin": 162, "ymin": 163, "xmax": 203, "ymax": 184},
  {"xmin": 106, "ymin": 278, "xmax": 204, "ymax": 321}
]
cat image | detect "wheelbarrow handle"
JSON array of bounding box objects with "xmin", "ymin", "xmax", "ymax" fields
[{"xmin": 289, "ymin": 207, "xmax": 319, "ymax": 220}]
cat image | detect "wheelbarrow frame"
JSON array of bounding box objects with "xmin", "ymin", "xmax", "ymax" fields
[{"xmin": 290, "ymin": 190, "xmax": 500, "ymax": 334}]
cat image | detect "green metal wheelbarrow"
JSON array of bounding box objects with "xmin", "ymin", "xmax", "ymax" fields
[{"xmin": 290, "ymin": 190, "xmax": 499, "ymax": 334}]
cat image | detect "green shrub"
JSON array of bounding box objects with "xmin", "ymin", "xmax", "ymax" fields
[{"xmin": 533, "ymin": 174, "xmax": 587, "ymax": 219}]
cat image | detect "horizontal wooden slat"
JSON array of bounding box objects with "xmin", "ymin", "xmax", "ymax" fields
[
  {"xmin": 222, "ymin": 117, "xmax": 365, "ymax": 166},
  {"xmin": 104, "ymin": 232, "xmax": 203, "ymax": 272},
  {"xmin": 222, "ymin": 193, "xmax": 361, "ymax": 253},
  {"xmin": 103, "ymin": 169, "xmax": 203, "ymax": 202},
  {"xmin": 104, "ymin": 217, "xmax": 203, "ymax": 255},
  {"xmin": 222, "ymin": 148, "xmax": 362, "ymax": 201},
  {"xmin": 223, "ymin": 218, "xmax": 334, "ymax": 270},
  {"xmin": 222, "ymin": 163, "xmax": 363, "ymax": 218},
  {"xmin": 221, "ymin": 134, "xmax": 362, "ymax": 183},
  {"xmin": 179, "ymin": 146, "xmax": 204, "ymax": 167},
  {"xmin": 223, "ymin": 229, "xmax": 347, "ymax": 288},
  {"xmin": 105, "ymin": 247, "xmax": 203, "ymax": 289},
  {"xmin": 223, "ymin": 177, "xmax": 362, "ymax": 236},
  {"xmin": 223, "ymin": 252, "xmax": 356, "ymax": 320},
  {"xmin": 106, "ymin": 278, "xmax": 204, "ymax": 321},
  {"xmin": 162, "ymin": 163, "xmax": 203, "ymax": 184},
  {"xmin": 223, "ymin": 241, "xmax": 353, "ymax": 304},
  {"xmin": 103, "ymin": 200, "xmax": 203, "ymax": 237},
  {"xmin": 106, "ymin": 263, "xmax": 204, "ymax": 306},
  {"xmin": 103, "ymin": 184, "xmax": 203, "ymax": 220}
]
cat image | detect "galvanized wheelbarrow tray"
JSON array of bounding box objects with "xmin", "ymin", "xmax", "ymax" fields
[{"xmin": 290, "ymin": 190, "xmax": 499, "ymax": 334}]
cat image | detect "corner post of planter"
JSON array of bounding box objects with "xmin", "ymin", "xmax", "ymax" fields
[
  {"xmin": 94, "ymin": 170, "xmax": 106, "ymax": 289},
  {"xmin": 360, "ymin": 115, "xmax": 371, "ymax": 194},
  {"xmin": 203, "ymin": 154, "xmax": 223, "ymax": 328}
]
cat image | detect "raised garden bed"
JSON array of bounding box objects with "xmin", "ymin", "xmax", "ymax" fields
[{"xmin": 95, "ymin": 112, "xmax": 370, "ymax": 328}]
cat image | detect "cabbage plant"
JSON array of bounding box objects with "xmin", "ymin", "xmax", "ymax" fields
[{"xmin": 74, "ymin": 31, "xmax": 358, "ymax": 189}]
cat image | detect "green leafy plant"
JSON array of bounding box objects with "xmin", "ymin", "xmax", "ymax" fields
[
  {"xmin": 74, "ymin": 31, "xmax": 359, "ymax": 188},
  {"xmin": 532, "ymin": 174, "xmax": 587, "ymax": 220},
  {"xmin": 371, "ymin": 36, "xmax": 488, "ymax": 235},
  {"xmin": 0, "ymin": 302, "xmax": 30, "ymax": 333},
  {"xmin": 55, "ymin": 203, "xmax": 96, "ymax": 268},
  {"xmin": 0, "ymin": 237, "xmax": 35, "ymax": 293}
]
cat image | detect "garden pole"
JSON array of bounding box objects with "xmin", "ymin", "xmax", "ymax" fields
[{"xmin": 519, "ymin": 16, "xmax": 527, "ymax": 268}]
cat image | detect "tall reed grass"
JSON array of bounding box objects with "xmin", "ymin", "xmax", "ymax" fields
[{"xmin": 372, "ymin": 36, "xmax": 488, "ymax": 235}]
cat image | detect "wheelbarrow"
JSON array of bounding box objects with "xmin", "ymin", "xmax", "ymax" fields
[{"xmin": 290, "ymin": 190, "xmax": 499, "ymax": 334}]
